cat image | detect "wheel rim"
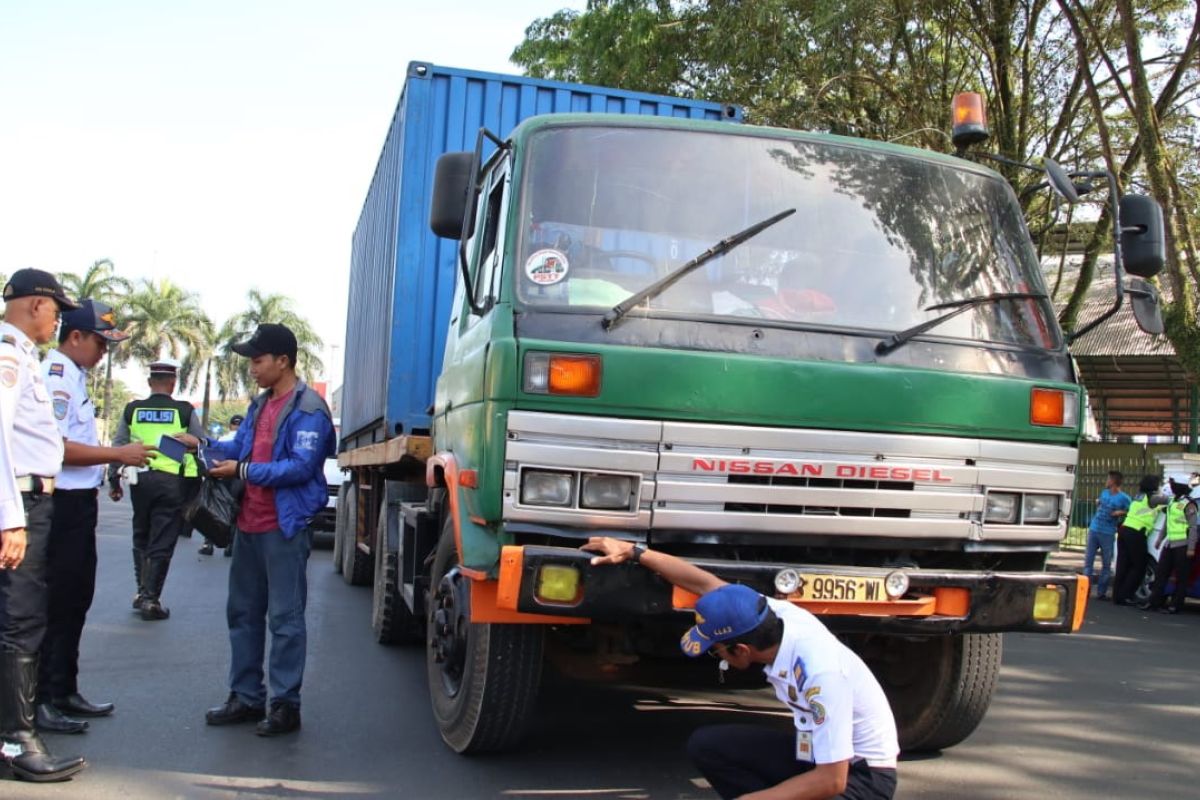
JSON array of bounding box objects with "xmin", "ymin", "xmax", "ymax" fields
[{"xmin": 431, "ymin": 565, "xmax": 470, "ymax": 698}]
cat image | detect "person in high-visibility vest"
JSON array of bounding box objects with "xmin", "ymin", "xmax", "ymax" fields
[
  {"xmin": 1140, "ymin": 475, "xmax": 1198, "ymax": 614},
  {"xmin": 108, "ymin": 360, "xmax": 203, "ymax": 621},
  {"xmin": 1112, "ymin": 474, "xmax": 1166, "ymax": 606}
]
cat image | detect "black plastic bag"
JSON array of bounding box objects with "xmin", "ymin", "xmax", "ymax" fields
[{"xmin": 182, "ymin": 478, "xmax": 243, "ymax": 549}]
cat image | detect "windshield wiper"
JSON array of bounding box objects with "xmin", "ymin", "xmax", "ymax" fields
[
  {"xmin": 875, "ymin": 292, "xmax": 1048, "ymax": 355},
  {"xmin": 601, "ymin": 208, "xmax": 796, "ymax": 331}
]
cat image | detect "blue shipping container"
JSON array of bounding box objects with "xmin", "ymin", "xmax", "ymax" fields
[{"xmin": 341, "ymin": 62, "xmax": 741, "ymax": 447}]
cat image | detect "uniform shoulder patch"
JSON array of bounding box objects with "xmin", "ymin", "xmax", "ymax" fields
[
  {"xmin": 0, "ymin": 335, "xmax": 14, "ymax": 347},
  {"xmin": 53, "ymin": 396, "xmax": 69, "ymax": 420},
  {"xmin": 48, "ymin": 362, "xmax": 64, "ymax": 377}
]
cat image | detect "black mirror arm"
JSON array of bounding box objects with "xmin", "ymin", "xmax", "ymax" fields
[{"xmin": 1067, "ymin": 170, "xmax": 1124, "ymax": 344}]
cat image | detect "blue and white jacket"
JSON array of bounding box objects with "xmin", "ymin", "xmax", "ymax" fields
[{"xmin": 207, "ymin": 381, "xmax": 336, "ymax": 539}]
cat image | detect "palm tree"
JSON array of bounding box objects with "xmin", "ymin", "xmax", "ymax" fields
[
  {"xmin": 180, "ymin": 318, "xmax": 245, "ymax": 430},
  {"xmin": 123, "ymin": 277, "xmax": 214, "ymax": 368},
  {"xmin": 57, "ymin": 259, "xmax": 133, "ymax": 441},
  {"xmin": 216, "ymin": 290, "xmax": 324, "ymax": 393}
]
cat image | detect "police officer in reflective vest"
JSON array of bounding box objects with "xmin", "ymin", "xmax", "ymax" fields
[
  {"xmin": 109, "ymin": 360, "xmax": 203, "ymax": 621},
  {"xmin": 1112, "ymin": 474, "xmax": 1166, "ymax": 606},
  {"xmin": 1141, "ymin": 475, "xmax": 1198, "ymax": 614},
  {"xmin": 0, "ymin": 269, "xmax": 86, "ymax": 782}
]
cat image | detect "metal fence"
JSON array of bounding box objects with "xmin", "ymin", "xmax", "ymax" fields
[{"xmin": 1065, "ymin": 443, "xmax": 1174, "ymax": 548}]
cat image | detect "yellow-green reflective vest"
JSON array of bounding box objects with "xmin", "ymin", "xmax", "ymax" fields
[
  {"xmin": 127, "ymin": 399, "xmax": 198, "ymax": 477},
  {"xmin": 1165, "ymin": 498, "xmax": 1189, "ymax": 542},
  {"xmin": 1124, "ymin": 495, "xmax": 1159, "ymax": 533}
]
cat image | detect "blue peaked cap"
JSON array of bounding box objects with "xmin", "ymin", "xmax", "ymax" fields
[{"xmin": 679, "ymin": 584, "xmax": 769, "ymax": 657}]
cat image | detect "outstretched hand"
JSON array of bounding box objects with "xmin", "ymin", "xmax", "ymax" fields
[{"xmin": 580, "ymin": 536, "xmax": 636, "ymax": 566}]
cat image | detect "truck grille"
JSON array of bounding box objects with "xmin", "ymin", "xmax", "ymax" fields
[{"xmin": 504, "ymin": 411, "xmax": 1076, "ymax": 542}]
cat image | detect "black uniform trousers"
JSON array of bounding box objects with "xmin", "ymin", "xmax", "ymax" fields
[
  {"xmin": 0, "ymin": 492, "xmax": 54, "ymax": 654},
  {"xmin": 687, "ymin": 724, "xmax": 898, "ymax": 800},
  {"xmin": 1112, "ymin": 525, "xmax": 1148, "ymax": 604},
  {"xmin": 132, "ymin": 470, "xmax": 184, "ymax": 561},
  {"xmin": 1146, "ymin": 545, "xmax": 1192, "ymax": 611},
  {"xmin": 37, "ymin": 488, "xmax": 98, "ymax": 700}
]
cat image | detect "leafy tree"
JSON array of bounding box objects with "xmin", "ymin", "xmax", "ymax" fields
[{"xmin": 122, "ymin": 278, "xmax": 214, "ymax": 367}]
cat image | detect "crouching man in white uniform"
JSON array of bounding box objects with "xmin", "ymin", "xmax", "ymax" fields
[{"xmin": 584, "ymin": 537, "xmax": 899, "ymax": 800}]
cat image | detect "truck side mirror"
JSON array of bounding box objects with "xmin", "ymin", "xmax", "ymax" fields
[
  {"xmin": 1119, "ymin": 194, "xmax": 1165, "ymax": 278},
  {"xmin": 429, "ymin": 152, "xmax": 475, "ymax": 240}
]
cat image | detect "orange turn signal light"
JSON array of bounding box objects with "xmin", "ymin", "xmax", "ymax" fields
[
  {"xmin": 548, "ymin": 355, "xmax": 601, "ymax": 396},
  {"xmin": 1030, "ymin": 387, "xmax": 1077, "ymax": 427}
]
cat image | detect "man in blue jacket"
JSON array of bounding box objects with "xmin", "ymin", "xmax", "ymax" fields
[{"xmin": 200, "ymin": 324, "xmax": 335, "ymax": 736}]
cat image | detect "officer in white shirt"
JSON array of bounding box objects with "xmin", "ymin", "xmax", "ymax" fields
[
  {"xmin": 584, "ymin": 537, "xmax": 899, "ymax": 800},
  {"xmin": 0, "ymin": 269, "xmax": 86, "ymax": 783},
  {"xmin": 35, "ymin": 300, "xmax": 153, "ymax": 735}
]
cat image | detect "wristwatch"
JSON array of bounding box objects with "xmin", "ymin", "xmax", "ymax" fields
[{"xmin": 628, "ymin": 544, "xmax": 647, "ymax": 565}]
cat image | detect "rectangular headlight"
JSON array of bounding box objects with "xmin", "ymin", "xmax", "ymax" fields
[
  {"xmin": 580, "ymin": 473, "xmax": 635, "ymax": 510},
  {"xmin": 520, "ymin": 470, "xmax": 575, "ymax": 507},
  {"xmin": 1022, "ymin": 493, "xmax": 1060, "ymax": 524},
  {"xmin": 985, "ymin": 492, "xmax": 1020, "ymax": 524}
]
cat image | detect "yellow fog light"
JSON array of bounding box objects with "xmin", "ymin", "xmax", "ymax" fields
[
  {"xmin": 536, "ymin": 565, "xmax": 582, "ymax": 605},
  {"xmin": 1033, "ymin": 586, "xmax": 1065, "ymax": 622}
]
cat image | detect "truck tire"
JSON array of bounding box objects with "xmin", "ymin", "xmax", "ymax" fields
[
  {"xmin": 372, "ymin": 495, "xmax": 423, "ymax": 645},
  {"xmin": 331, "ymin": 482, "xmax": 349, "ymax": 574},
  {"xmin": 427, "ymin": 517, "xmax": 543, "ymax": 753},
  {"xmin": 870, "ymin": 633, "xmax": 1001, "ymax": 752},
  {"xmin": 341, "ymin": 484, "xmax": 371, "ymax": 586}
]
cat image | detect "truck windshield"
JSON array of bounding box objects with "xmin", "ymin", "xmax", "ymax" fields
[{"xmin": 515, "ymin": 126, "xmax": 1059, "ymax": 349}]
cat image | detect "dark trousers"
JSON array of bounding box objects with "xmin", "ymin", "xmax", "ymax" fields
[
  {"xmin": 687, "ymin": 724, "xmax": 897, "ymax": 800},
  {"xmin": 131, "ymin": 470, "xmax": 184, "ymax": 561},
  {"xmin": 1146, "ymin": 545, "xmax": 1191, "ymax": 611},
  {"xmin": 181, "ymin": 476, "xmax": 202, "ymax": 537},
  {"xmin": 0, "ymin": 493, "xmax": 53, "ymax": 654},
  {"xmin": 1113, "ymin": 525, "xmax": 1148, "ymax": 604},
  {"xmin": 37, "ymin": 488, "xmax": 98, "ymax": 700}
]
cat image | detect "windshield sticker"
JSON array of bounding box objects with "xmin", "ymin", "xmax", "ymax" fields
[{"xmin": 525, "ymin": 249, "xmax": 569, "ymax": 286}]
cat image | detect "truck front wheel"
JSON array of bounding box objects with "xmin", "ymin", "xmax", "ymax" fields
[
  {"xmin": 870, "ymin": 633, "xmax": 1002, "ymax": 752},
  {"xmin": 426, "ymin": 518, "xmax": 543, "ymax": 753}
]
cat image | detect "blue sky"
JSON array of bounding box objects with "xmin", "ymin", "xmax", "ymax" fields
[{"xmin": 0, "ymin": 0, "xmax": 580, "ymax": 391}]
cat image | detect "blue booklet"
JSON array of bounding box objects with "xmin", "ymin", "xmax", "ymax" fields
[{"xmin": 157, "ymin": 434, "xmax": 188, "ymax": 463}]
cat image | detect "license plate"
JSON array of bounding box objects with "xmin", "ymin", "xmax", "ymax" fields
[{"xmin": 794, "ymin": 573, "xmax": 887, "ymax": 602}]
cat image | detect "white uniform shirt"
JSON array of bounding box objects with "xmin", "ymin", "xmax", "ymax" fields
[
  {"xmin": 0, "ymin": 322, "xmax": 65, "ymax": 530},
  {"xmin": 43, "ymin": 348, "xmax": 102, "ymax": 490},
  {"xmin": 764, "ymin": 598, "xmax": 899, "ymax": 768}
]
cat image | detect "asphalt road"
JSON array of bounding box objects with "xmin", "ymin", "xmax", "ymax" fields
[{"xmin": 7, "ymin": 500, "xmax": 1199, "ymax": 799}]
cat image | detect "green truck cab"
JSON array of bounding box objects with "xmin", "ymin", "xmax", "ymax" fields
[{"xmin": 336, "ymin": 69, "xmax": 1165, "ymax": 757}]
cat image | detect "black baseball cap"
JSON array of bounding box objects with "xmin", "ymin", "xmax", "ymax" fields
[
  {"xmin": 61, "ymin": 299, "xmax": 130, "ymax": 342},
  {"xmin": 232, "ymin": 323, "xmax": 298, "ymax": 363},
  {"xmin": 3, "ymin": 268, "xmax": 80, "ymax": 310}
]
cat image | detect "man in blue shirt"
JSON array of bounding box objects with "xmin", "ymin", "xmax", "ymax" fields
[{"xmin": 1085, "ymin": 471, "xmax": 1130, "ymax": 600}]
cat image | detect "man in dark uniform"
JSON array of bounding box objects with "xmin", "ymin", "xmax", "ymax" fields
[
  {"xmin": 36, "ymin": 300, "xmax": 155, "ymax": 735},
  {"xmin": 109, "ymin": 360, "xmax": 203, "ymax": 621},
  {"xmin": 0, "ymin": 269, "xmax": 86, "ymax": 782}
]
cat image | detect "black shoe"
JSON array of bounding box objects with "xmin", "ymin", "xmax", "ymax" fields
[
  {"xmin": 1159, "ymin": 606, "xmax": 1181, "ymax": 615},
  {"xmin": 131, "ymin": 593, "xmax": 144, "ymax": 610},
  {"xmin": 199, "ymin": 542, "xmax": 214, "ymax": 556},
  {"xmin": 224, "ymin": 546, "xmax": 233, "ymax": 557},
  {"xmin": 205, "ymin": 693, "xmax": 265, "ymax": 726},
  {"xmin": 0, "ymin": 732, "xmax": 86, "ymax": 782},
  {"xmin": 34, "ymin": 704, "xmax": 87, "ymax": 735},
  {"xmin": 52, "ymin": 693, "xmax": 113, "ymax": 718},
  {"xmin": 1137, "ymin": 602, "xmax": 1153, "ymax": 611},
  {"xmin": 140, "ymin": 598, "xmax": 170, "ymax": 621},
  {"xmin": 255, "ymin": 702, "xmax": 301, "ymax": 737}
]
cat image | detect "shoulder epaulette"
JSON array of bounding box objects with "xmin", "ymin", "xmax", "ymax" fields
[{"xmin": 1, "ymin": 335, "xmax": 15, "ymax": 346}]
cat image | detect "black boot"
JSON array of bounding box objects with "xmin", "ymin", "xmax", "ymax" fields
[
  {"xmin": 199, "ymin": 541, "xmax": 214, "ymax": 556},
  {"xmin": 0, "ymin": 651, "xmax": 86, "ymax": 782},
  {"xmin": 139, "ymin": 558, "xmax": 171, "ymax": 621},
  {"xmin": 131, "ymin": 548, "xmax": 146, "ymax": 610}
]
